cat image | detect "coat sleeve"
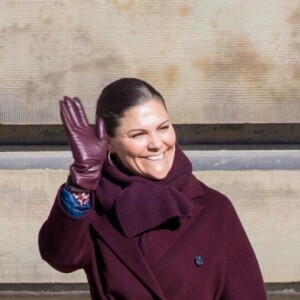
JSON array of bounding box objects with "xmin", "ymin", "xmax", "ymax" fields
[
  {"xmin": 222, "ymin": 201, "xmax": 267, "ymax": 300},
  {"xmin": 38, "ymin": 185, "xmax": 93, "ymax": 273}
]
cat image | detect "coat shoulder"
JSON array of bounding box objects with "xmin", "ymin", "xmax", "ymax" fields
[{"xmin": 195, "ymin": 178, "xmax": 234, "ymax": 212}]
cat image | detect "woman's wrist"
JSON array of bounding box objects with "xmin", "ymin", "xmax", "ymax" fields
[
  {"xmin": 67, "ymin": 175, "xmax": 89, "ymax": 192},
  {"xmin": 66, "ymin": 175, "xmax": 90, "ymax": 206}
]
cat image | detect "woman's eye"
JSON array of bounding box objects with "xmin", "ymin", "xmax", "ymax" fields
[
  {"xmin": 160, "ymin": 125, "xmax": 169, "ymax": 131},
  {"xmin": 131, "ymin": 132, "xmax": 144, "ymax": 138}
]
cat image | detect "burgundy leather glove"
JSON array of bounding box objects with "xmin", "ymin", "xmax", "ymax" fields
[{"xmin": 60, "ymin": 96, "xmax": 108, "ymax": 190}]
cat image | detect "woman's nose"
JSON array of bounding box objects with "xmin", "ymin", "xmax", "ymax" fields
[{"xmin": 148, "ymin": 133, "xmax": 162, "ymax": 149}]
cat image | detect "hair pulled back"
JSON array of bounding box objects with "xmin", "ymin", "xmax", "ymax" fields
[{"xmin": 96, "ymin": 78, "xmax": 166, "ymax": 137}]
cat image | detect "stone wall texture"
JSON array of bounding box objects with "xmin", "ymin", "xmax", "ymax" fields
[{"xmin": 1, "ymin": 0, "xmax": 300, "ymax": 124}]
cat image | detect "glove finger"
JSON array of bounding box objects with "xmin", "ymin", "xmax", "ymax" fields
[
  {"xmin": 73, "ymin": 97, "xmax": 90, "ymax": 128},
  {"xmin": 64, "ymin": 96, "xmax": 82, "ymax": 128},
  {"xmin": 59, "ymin": 99, "xmax": 74, "ymax": 135},
  {"xmin": 95, "ymin": 117, "xmax": 107, "ymax": 140}
]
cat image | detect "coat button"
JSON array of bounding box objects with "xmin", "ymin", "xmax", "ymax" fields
[{"xmin": 194, "ymin": 256, "xmax": 204, "ymax": 266}]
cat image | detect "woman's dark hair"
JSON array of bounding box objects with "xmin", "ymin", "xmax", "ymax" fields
[{"xmin": 96, "ymin": 78, "xmax": 167, "ymax": 137}]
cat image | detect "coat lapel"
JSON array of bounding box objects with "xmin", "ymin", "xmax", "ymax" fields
[{"xmin": 90, "ymin": 211, "xmax": 166, "ymax": 300}]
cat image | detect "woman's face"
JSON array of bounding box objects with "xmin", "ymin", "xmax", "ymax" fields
[{"xmin": 108, "ymin": 98, "xmax": 176, "ymax": 180}]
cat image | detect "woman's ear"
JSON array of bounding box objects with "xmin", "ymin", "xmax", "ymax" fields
[{"xmin": 106, "ymin": 136, "xmax": 115, "ymax": 153}]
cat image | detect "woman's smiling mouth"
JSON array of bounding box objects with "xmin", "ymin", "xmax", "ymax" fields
[{"xmin": 144, "ymin": 152, "xmax": 164, "ymax": 161}]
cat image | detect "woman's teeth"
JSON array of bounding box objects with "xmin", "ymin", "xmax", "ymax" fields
[{"xmin": 146, "ymin": 153, "xmax": 164, "ymax": 161}]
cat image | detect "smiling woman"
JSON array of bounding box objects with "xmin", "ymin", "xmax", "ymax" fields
[
  {"xmin": 107, "ymin": 99, "xmax": 176, "ymax": 179},
  {"xmin": 39, "ymin": 78, "xmax": 267, "ymax": 300}
]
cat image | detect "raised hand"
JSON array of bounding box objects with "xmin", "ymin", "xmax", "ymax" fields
[{"xmin": 60, "ymin": 96, "xmax": 108, "ymax": 190}]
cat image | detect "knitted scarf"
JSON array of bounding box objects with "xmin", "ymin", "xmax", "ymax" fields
[{"xmin": 96, "ymin": 143, "xmax": 193, "ymax": 238}]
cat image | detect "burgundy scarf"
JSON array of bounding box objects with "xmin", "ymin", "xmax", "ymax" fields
[{"xmin": 96, "ymin": 144, "xmax": 193, "ymax": 238}]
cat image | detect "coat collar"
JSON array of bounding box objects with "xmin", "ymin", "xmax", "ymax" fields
[{"xmin": 182, "ymin": 174, "xmax": 205, "ymax": 199}]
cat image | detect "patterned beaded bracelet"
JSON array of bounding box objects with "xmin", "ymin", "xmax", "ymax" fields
[
  {"xmin": 66, "ymin": 175, "xmax": 90, "ymax": 206},
  {"xmin": 70, "ymin": 190, "xmax": 90, "ymax": 206}
]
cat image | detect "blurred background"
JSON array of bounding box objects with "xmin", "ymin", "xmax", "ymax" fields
[{"xmin": 0, "ymin": 0, "xmax": 299, "ymax": 298}]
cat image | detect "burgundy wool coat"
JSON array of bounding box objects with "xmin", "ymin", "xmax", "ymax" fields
[{"xmin": 38, "ymin": 175, "xmax": 267, "ymax": 300}]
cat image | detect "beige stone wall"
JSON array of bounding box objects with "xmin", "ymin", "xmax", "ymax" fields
[{"xmin": 1, "ymin": 0, "xmax": 300, "ymax": 124}]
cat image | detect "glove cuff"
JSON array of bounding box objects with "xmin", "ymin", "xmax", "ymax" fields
[{"xmin": 70, "ymin": 161, "xmax": 103, "ymax": 190}]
